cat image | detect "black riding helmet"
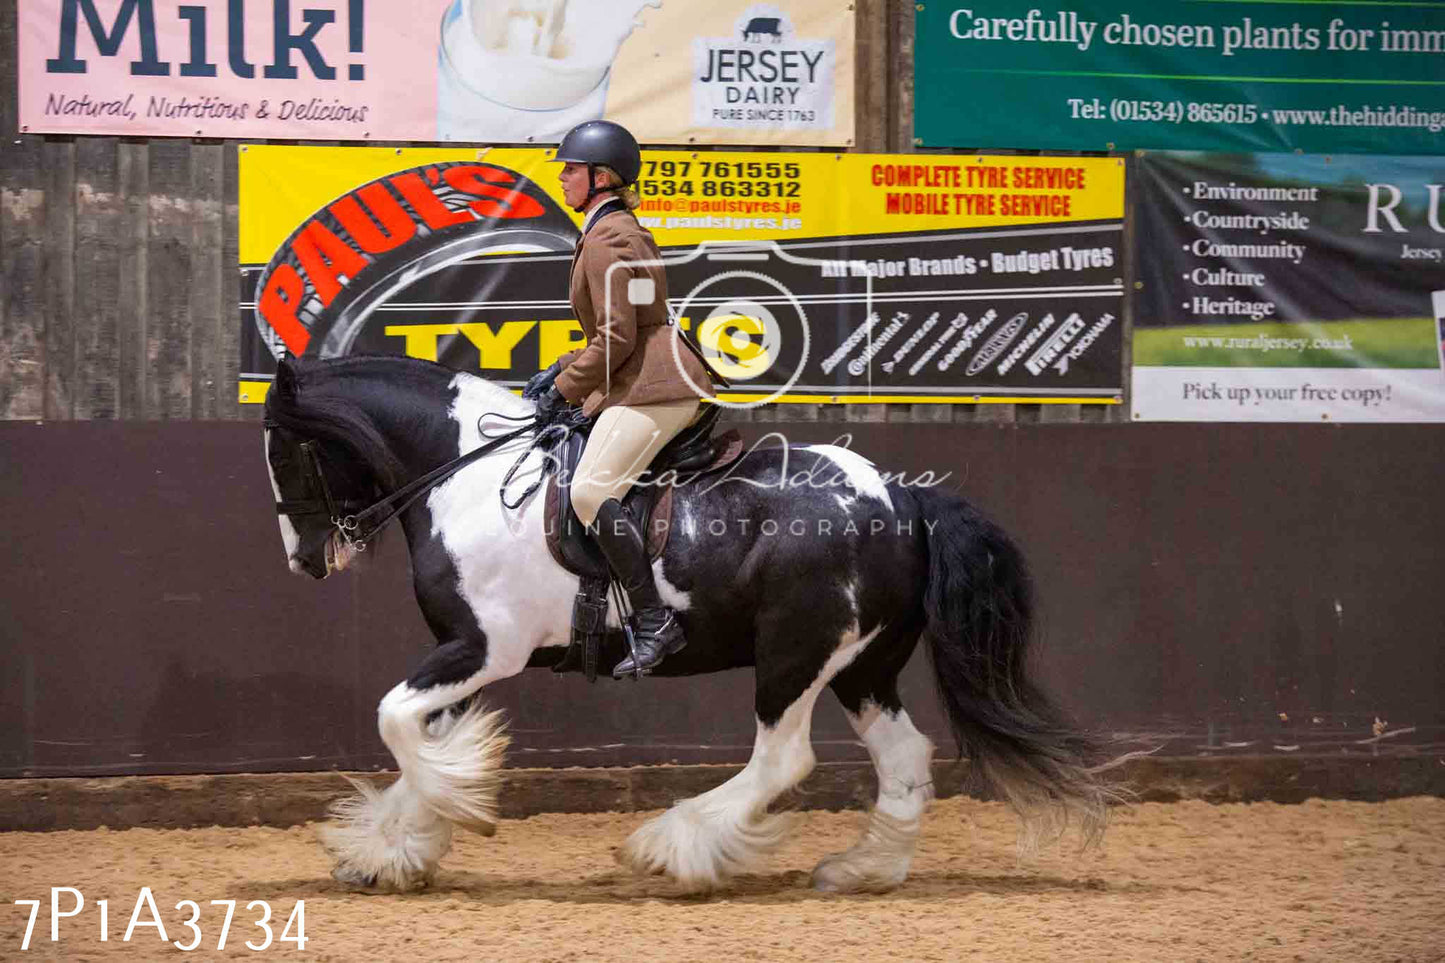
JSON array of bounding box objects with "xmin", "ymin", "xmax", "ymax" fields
[{"xmin": 552, "ymin": 120, "xmax": 642, "ymax": 212}]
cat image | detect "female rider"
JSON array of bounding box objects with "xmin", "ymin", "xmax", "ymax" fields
[{"xmin": 527, "ymin": 120, "xmax": 716, "ymax": 678}]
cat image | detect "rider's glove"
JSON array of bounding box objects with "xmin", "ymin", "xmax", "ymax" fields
[
  {"xmin": 522, "ymin": 361, "xmax": 563, "ymax": 400},
  {"xmin": 533, "ymin": 385, "xmax": 569, "ymax": 425}
]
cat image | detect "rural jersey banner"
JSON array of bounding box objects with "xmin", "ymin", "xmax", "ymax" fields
[
  {"xmin": 237, "ymin": 145, "xmax": 1126, "ymax": 406},
  {"xmin": 915, "ymin": 2, "xmax": 1445, "ymax": 154},
  {"xmin": 1132, "ymin": 152, "xmax": 1445, "ymax": 422},
  {"xmin": 17, "ymin": 0, "xmax": 854, "ymax": 146}
]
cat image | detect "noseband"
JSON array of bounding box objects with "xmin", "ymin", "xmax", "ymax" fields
[{"xmin": 270, "ymin": 435, "xmax": 373, "ymax": 545}]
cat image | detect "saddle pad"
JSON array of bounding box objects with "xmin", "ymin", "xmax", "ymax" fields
[{"xmin": 544, "ymin": 428, "xmax": 746, "ymax": 579}]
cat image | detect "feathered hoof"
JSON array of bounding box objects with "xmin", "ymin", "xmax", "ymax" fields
[
  {"xmin": 325, "ymin": 852, "xmax": 436, "ymax": 894},
  {"xmin": 810, "ymin": 852, "xmax": 908, "ymax": 894},
  {"xmin": 613, "ymin": 846, "xmax": 667, "ymax": 875},
  {"xmin": 319, "ymin": 834, "xmax": 439, "ymax": 894},
  {"xmin": 616, "ymin": 820, "xmax": 687, "ymax": 881},
  {"xmin": 316, "ymin": 775, "xmax": 453, "ymax": 895},
  {"xmin": 810, "ymin": 809, "xmax": 918, "ymax": 894},
  {"xmin": 329, "ymin": 862, "xmax": 378, "ymax": 889},
  {"xmin": 616, "ymin": 800, "xmax": 798, "ymax": 894}
]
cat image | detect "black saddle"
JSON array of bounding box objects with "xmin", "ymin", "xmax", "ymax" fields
[
  {"xmin": 540, "ymin": 405, "xmax": 745, "ymax": 682},
  {"xmin": 543, "ymin": 404, "xmax": 743, "ymax": 580}
]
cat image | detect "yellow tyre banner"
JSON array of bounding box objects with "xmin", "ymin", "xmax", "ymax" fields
[{"xmin": 240, "ymin": 145, "xmax": 1125, "ymax": 406}]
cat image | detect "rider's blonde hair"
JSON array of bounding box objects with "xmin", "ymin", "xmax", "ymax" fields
[{"xmin": 596, "ymin": 165, "xmax": 641, "ymax": 211}]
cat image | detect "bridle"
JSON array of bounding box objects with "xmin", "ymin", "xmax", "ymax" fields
[
  {"xmin": 272, "ymin": 436, "xmax": 375, "ymax": 544},
  {"xmin": 267, "ymin": 416, "xmax": 537, "ymax": 553}
]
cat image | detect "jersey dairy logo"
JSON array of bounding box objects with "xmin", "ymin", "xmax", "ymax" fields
[{"xmin": 692, "ymin": 5, "xmax": 834, "ymax": 131}]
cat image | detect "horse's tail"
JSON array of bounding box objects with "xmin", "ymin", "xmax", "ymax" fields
[{"xmin": 911, "ymin": 485, "xmax": 1127, "ymax": 850}]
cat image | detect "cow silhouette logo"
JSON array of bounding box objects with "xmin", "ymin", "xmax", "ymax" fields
[
  {"xmin": 692, "ymin": 5, "xmax": 834, "ymax": 131},
  {"xmin": 741, "ymin": 16, "xmax": 783, "ymax": 43}
]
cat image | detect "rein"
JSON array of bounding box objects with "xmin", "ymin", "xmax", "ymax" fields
[
  {"xmin": 272, "ymin": 415, "xmax": 537, "ymax": 552},
  {"xmin": 498, "ymin": 407, "xmax": 592, "ymax": 510}
]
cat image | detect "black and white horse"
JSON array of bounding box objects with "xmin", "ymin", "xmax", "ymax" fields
[{"xmin": 262, "ymin": 355, "xmax": 1122, "ymax": 894}]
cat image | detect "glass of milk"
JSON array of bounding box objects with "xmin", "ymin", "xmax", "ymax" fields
[{"xmin": 438, "ymin": 0, "xmax": 660, "ymax": 142}]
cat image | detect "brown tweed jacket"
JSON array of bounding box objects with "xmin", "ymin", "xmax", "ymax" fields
[{"xmin": 552, "ymin": 208, "xmax": 712, "ymax": 416}]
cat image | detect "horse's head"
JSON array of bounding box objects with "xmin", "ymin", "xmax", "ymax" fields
[{"xmin": 263, "ymin": 360, "xmax": 380, "ymax": 579}]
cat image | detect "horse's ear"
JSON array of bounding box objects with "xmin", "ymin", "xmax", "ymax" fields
[{"xmin": 274, "ymin": 357, "xmax": 298, "ymax": 403}]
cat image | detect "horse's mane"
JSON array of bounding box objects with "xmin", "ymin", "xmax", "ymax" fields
[{"xmin": 264, "ymin": 355, "xmax": 466, "ymax": 489}]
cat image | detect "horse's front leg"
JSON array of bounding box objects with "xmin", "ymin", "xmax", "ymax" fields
[{"xmin": 320, "ymin": 638, "xmax": 522, "ymax": 892}]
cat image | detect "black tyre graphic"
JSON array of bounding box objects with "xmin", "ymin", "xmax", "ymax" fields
[{"xmin": 252, "ymin": 161, "xmax": 578, "ymax": 360}]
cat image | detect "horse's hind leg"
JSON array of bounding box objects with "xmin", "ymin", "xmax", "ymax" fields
[
  {"xmin": 617, "ymin": 623, "xmax": 881, "ymax": 893},
  {"xmin": 813, "ymin": 634, "xmax": 935, "ymax": 894},
  {"xmin": 321, "ymin": 638, "xmax": 514, "ymax": 892}
]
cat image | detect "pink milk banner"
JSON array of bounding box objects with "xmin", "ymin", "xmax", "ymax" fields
[{"xmin": 16, "ymin": 0, "xmax": 855, "ymax": 146}]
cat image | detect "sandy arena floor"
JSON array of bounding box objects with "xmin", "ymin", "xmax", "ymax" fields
[{"xmin": 2, "ymin": 795, "xmax": 1442, "ymax": 962}]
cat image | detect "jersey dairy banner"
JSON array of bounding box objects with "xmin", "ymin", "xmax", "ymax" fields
[
  {"xmin": 1133, "ymin": 152, "xmax": 1445, "ymax": 422},
  {"xmin": 17, "ymin": 0, "xmax": 853, "ymax": 145},
  {"xmin": 915, "ymin": 2, "xmax": 1445, "ymax": 154},
  {"xmin": 237, "ymin": 145, "xmax": 1126, "ymax": 406}
]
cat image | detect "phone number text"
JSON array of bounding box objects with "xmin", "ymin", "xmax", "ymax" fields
[
  {"xmin": 1106, "ymin": 99, "xmax": 1260, "ymax": 124},
  {"xmin": 638, "ymin": 178, "xmax": 801, "ymax": 199}
]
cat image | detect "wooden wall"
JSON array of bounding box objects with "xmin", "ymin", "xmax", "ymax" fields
[
  {"xmin": 0, "ymin": 2, "xmax": 1122, "ymax": 425},
  {"xmin": 6, "ymin": 419, "xmax": 1442, "ymax": 778},
  {"xmin": 1, "ymin": 2, "xmax": 237, "ymax": 421}
]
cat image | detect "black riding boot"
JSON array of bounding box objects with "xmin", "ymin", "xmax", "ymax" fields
[{"xmin": 591, "ymin": 498, "xmax": 687, "ymax": 678}]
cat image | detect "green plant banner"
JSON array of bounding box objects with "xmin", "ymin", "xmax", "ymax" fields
[
  {"xmin": 1132, "ymin": 152, "xmax": 1445, "ymax": 422},
  {"xmin": 915, "ymin": 2, "xmax": 1445, "ymax": 154}
]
